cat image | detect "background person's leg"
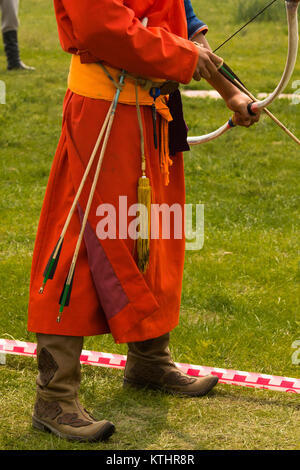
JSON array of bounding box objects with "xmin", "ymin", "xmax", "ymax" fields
[
  {"xmin": 2, "ymin": 0, "xmax": 35, "ymax": 70},
  {"xmin": 1, "ymin": 0, "xmax": 19, "ymax": 33}
]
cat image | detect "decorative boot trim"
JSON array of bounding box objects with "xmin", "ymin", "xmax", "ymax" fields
[
  {"xmin": 33, "ymin": 396, "xmax": 115, "ymax": 442},
  {"xmin": 124, "ymin": 333, "xmax": 218, "ymax": 396},
  {"xmin": 163, "ymin": 370, "xmax": 197, "ymax": 386},
  {"xmin": 37, "ymin": 347, "xmax": 59, "ymax": 387},
  {"xmin": 34, "ymin": 397, "xmax": 62, "ymax": 420},
  {"xmin": 129, "ymin": 361, "xmax": 197, "ymax": 386},
  {"xmin": 57, "ymin": 413, "xmax": 92, "ymax": 428},
  {"xmin": 34, "ymin": 398, "xmax": 92, "ymax": 427}
]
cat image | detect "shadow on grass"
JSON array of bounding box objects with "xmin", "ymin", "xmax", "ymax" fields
[
  {"xmin": 86, "ymin": 374, "xmax": 220, "ymax": 450},
  {"xmin": 215, "ymin": 388, "xmax": 300, "ymax": 411}
]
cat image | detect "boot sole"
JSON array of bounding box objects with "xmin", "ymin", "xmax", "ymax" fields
[
  {"xmin": 32, "ymin": 415, "xmax": 115, "ymax": 443},
  {"xmin": 123, "ymin": 376, "xmax": 219, "ymax": 397}
]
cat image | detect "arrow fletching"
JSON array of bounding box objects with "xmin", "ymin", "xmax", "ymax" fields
[
  {"xmin": 39, "ymin": 237, "xmax": 64, "ymax": 294},
  {"xmin": 57, "ymin": 268, "xmax": 75, "ymax": 323},
  {"xmin": 219, "ymin": 62, "xmax": 247, "ymax": 90}
]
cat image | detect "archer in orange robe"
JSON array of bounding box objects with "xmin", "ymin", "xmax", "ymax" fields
[{"xmin": 27, "ymin": 0, "xmax": 200, "ymax": 343}]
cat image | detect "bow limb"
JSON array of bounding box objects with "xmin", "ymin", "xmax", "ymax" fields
[
  {"xmin": 187, "ymin": 118, "xmax": 235, "ymax": 146},
  {"xmin": 249, "ymin": 0, "xmax": 299, "ymax": 114},
  {"xmin": 187, "ymin": 0, "xmax": 299, "ymax": 146}
]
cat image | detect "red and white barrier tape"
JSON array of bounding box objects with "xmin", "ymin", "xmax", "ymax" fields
[{"xmin": 0, "ymin": 339, "xmax": 299, "ymax": 394}]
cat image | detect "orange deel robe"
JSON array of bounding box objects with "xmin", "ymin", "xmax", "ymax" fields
[{"xmin": 27, "ymin": 0, "xmax": 199, "ymax": 343}]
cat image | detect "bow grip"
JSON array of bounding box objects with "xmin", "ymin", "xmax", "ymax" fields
[
  {"xmin": 228, "ymin": 117, "xmax": 236, "ymax": 128},
  {"xmin": 247, "ymin": 102, "xmax": 259, "ymax": 116}
]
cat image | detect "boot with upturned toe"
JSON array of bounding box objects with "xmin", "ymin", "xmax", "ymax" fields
[
  {"xmin": 33, "ymin": 395, "xmax": 115, "ymax": 442},
  {"xmin": 124, "ymin": 333, "xmax": 218, "ymax": 397},
  {"xmin": 32, "ymin": 333, "xmax": 115, "ymax": 442}
]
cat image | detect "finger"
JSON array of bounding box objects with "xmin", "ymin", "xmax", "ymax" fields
[
  {"xmin": 247, "ymin": 102, "xmax": 262, "ymax": 121},
  {"xmin": 202, "ymin": 55, "xmax": 224, "ymax": 78},
  {"xmin": 234, "ymin": 113, "xmax": 252, "ymax": 127},
  {"xmin": 207, "ymin": 51, "xmax": 224, "ymax": 69},
  {"xmin": 212, "ymin": 57, "xmax": 224, "ymax": 70},
  {"xmin": 240, "ymin": 104, "xmax": 255, "ymax": 122},
  {"xmin": 247, "ymin": 111, "xmax": 260, "ymax": 125},
  {"xmin": 205, "ymin": 58, "xmax": 219, "ymax": 77},
  {"xmin": 193, "ymin": 71, "xmax": 202, "ymax": 81},
  {"xmin": 195, "ymin": 45, "xmax": 221, "ymax": 79},
  {"xmin": 196, "ymin": 62, "xmax": 212, "ymax": 80}
]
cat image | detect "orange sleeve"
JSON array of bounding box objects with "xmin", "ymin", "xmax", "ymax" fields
[{"xmin": 59, "ymin": 0, "xmax": 199, "ymax": 84}]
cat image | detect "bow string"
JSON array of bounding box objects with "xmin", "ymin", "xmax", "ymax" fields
[{"xmin": 187, "ymin": 0, "xmax": 300, "ymax": 146}]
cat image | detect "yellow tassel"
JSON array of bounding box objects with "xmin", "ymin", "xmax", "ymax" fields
[{"xmin": 137, "ymin": 174, "xmax": 151, "ymax": 273}]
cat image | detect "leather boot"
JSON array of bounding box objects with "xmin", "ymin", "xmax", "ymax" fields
[
  {"xmin": 124, "ymin": 333, "xmax": 218, "ymax": 397},
  {"xmin": 32, "ymin": 333, "xmax": 115, "ymax": 442},
  {"xmin": 2, "ymin": 30, "xmax": 35, "ymax": 70}
]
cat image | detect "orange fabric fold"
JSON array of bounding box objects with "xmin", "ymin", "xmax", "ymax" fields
[
  {"xmin": 68, "ymin": 55, "xmax": 174, "ymax": 185},
  {"xmin": 28, "ymin": 0, "xmax": 189, "ymax": 342},
  {"xmin": 28, "ymin": 91, "xmax": 186, "ymax": 342},
  {"xmin": 53, "ymin": 0, "xmax": 199, "ymax": 84}
]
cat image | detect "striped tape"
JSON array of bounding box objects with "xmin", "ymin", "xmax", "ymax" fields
[{"xmin": 0, "ymin": 338, "xmax": 299, "ymax": 394}]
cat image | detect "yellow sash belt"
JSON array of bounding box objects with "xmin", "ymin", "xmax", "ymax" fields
[{"xmin": 68, "ymin": 55, "xmax": 173, "ymax": 185}]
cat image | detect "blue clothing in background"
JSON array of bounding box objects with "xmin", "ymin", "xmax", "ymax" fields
[{"xmin": 184, "ymin": 0, "xmax": 208, "ymax": 39}]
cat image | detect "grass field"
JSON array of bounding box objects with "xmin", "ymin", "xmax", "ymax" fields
[{"xmin": 0, "ymin": 0, "xmax": 299, "ymax": 451}]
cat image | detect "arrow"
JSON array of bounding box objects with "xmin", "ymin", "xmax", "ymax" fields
[{"xmin": 218, "ymin": 61, "xmax": 300, "ymax": 145}]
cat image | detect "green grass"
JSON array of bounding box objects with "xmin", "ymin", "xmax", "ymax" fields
[
  {"xmin": 236, "ymin": 0, "xmax": 285, "ymax": 23},
  {"xmin": 0, "ymin": 0, "xmax": 299, "ymax": 451},
  {"xmin": 186, "ymin": 0, "xmax": 300, "ymax": 92}
]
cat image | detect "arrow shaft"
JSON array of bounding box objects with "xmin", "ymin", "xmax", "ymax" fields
[
  {"xmin": 58, "ymin": 72, "xmax": 126, "ymax": 321},
  {"xmin": 60, "ymin": 99, "xmax": 115, "ymax": 241}
]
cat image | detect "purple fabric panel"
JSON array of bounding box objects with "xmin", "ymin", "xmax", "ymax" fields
[
  {"xmin": 78, "ymin": 205, "xmax": 129, "ymax": 320},
  {"xmin": 168, "ymin": 89, "xmax": 190, "ymax": 156}
]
